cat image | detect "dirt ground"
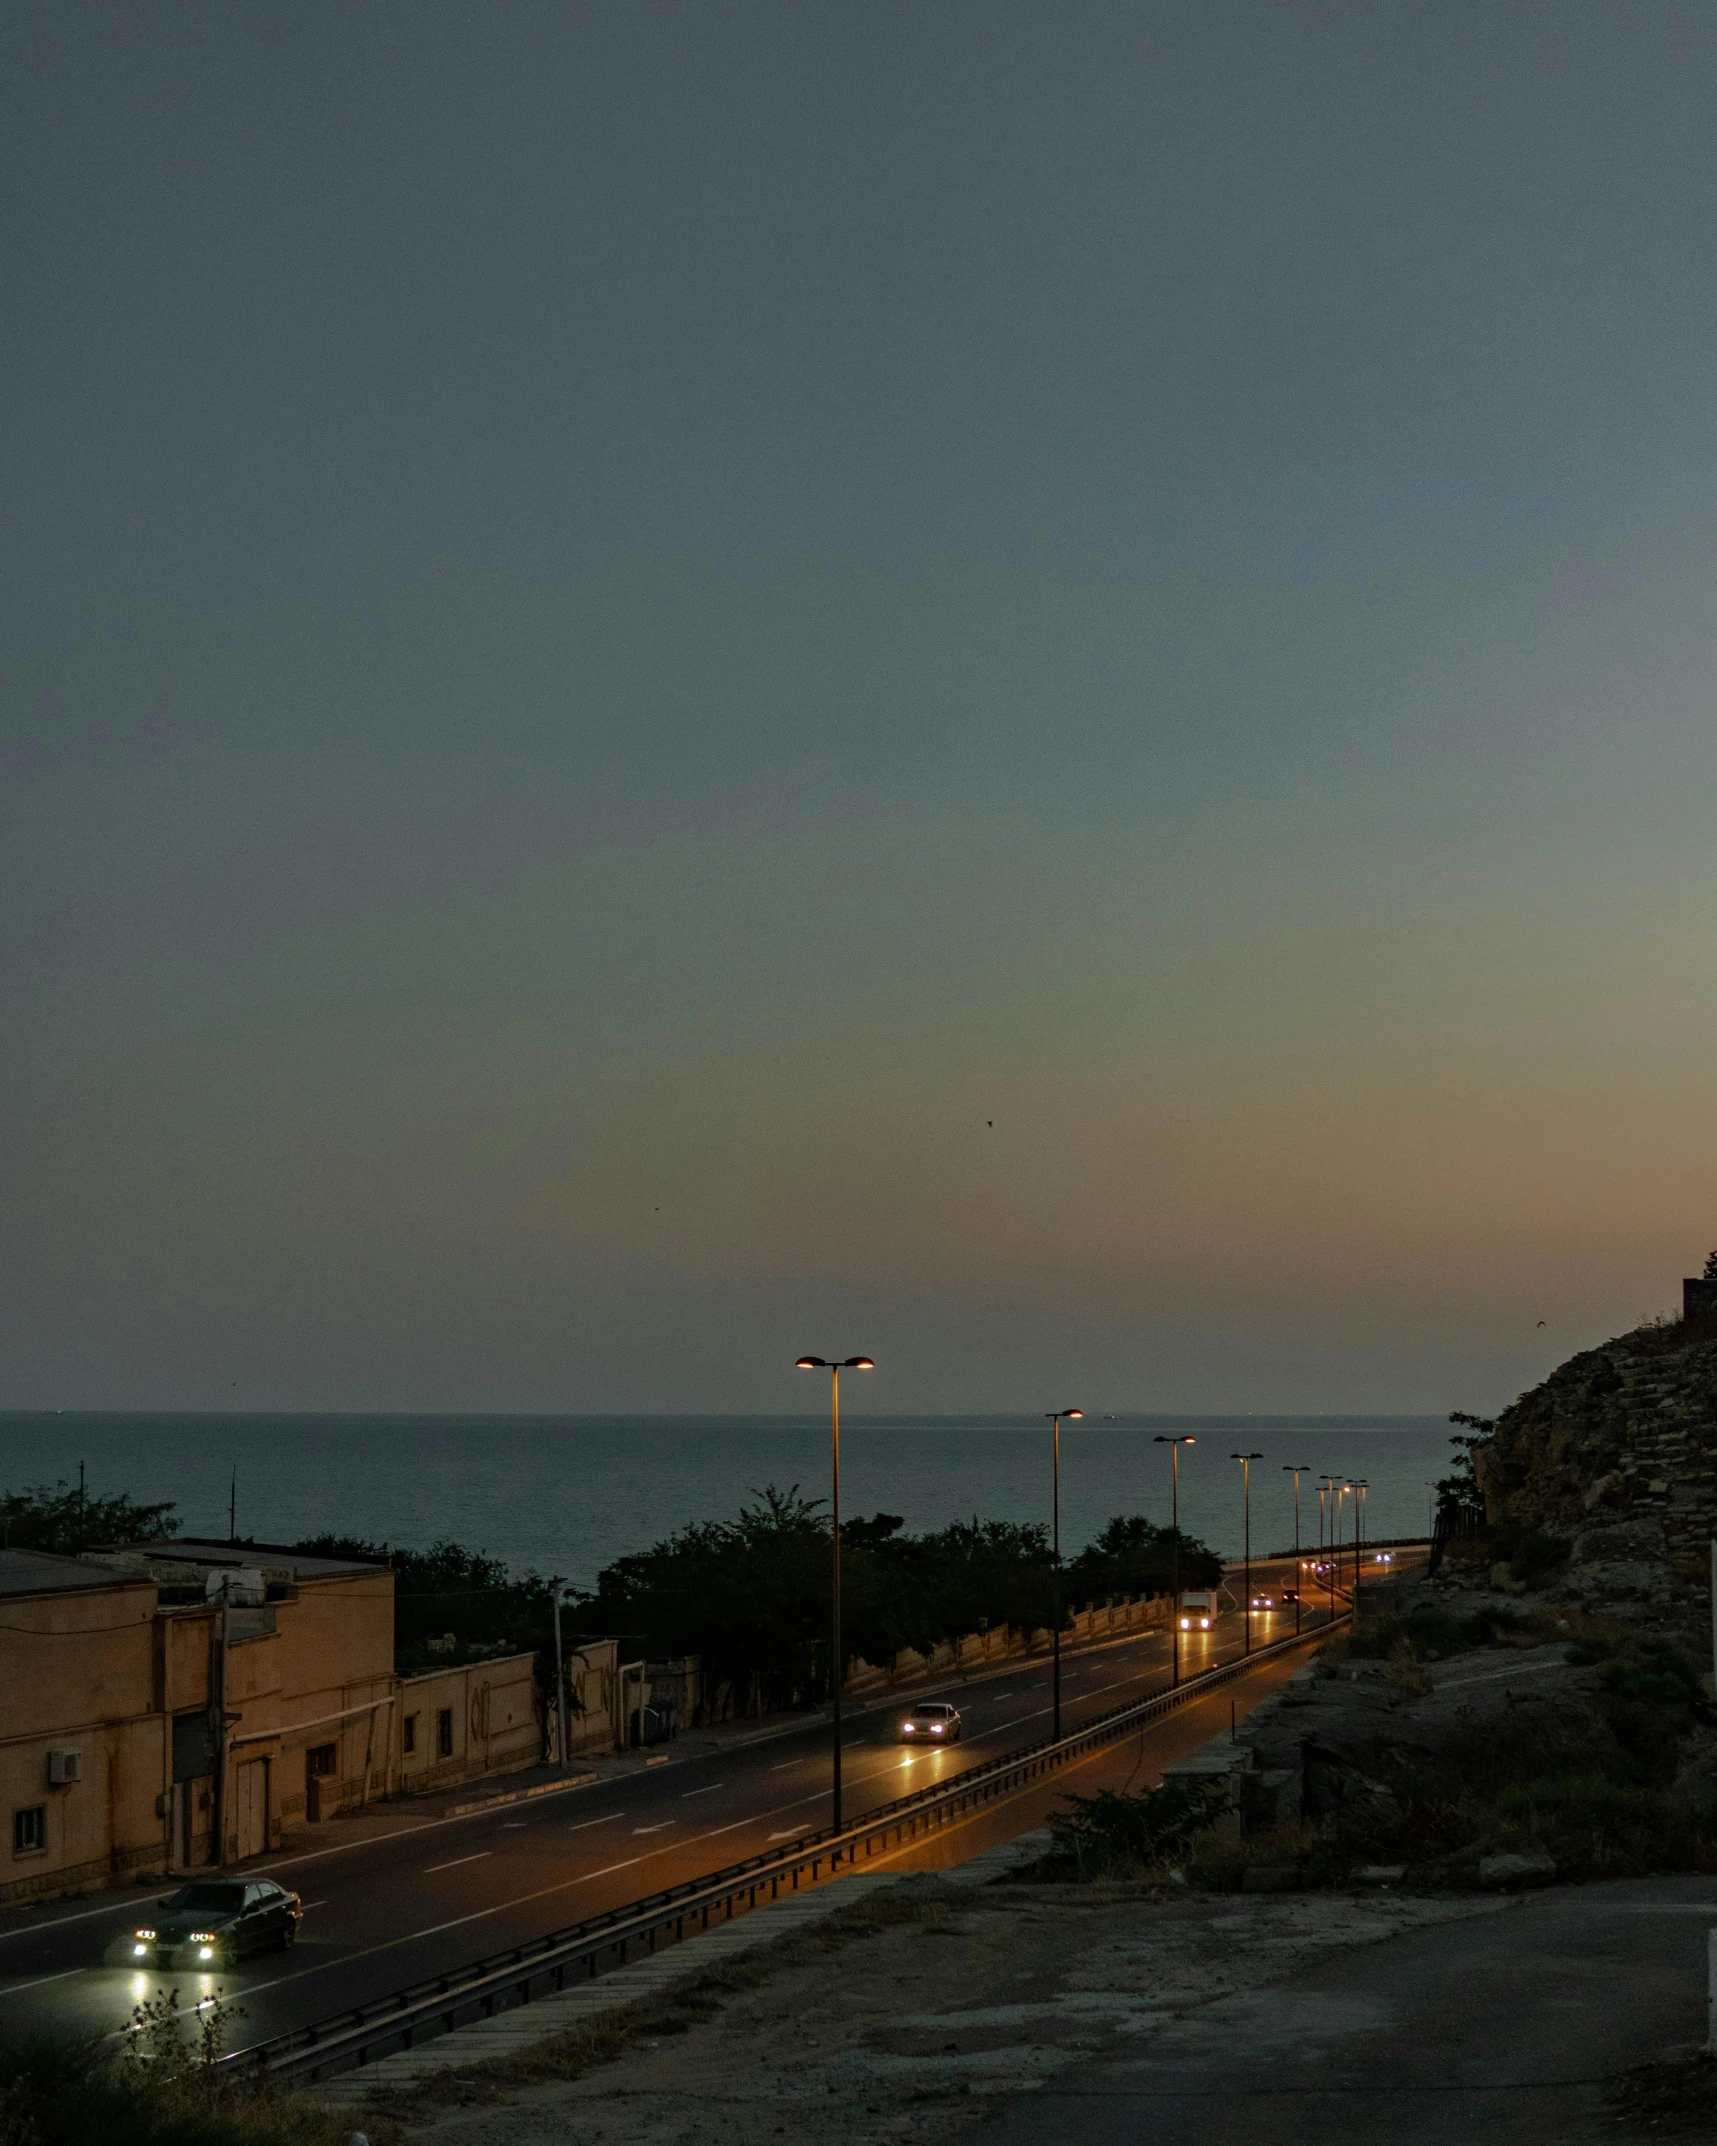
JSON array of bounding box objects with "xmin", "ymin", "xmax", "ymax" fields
[{"xmin": 387, "ymin": 1875, "xmax": 1504, "ymax": 2146}]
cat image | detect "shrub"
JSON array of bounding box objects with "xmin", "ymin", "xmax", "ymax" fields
[{"xmin": 1046, "ymin": 1777, "xmax": 1226, "ymax": 1878}]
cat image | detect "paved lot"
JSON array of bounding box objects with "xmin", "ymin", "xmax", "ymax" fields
[{"xmin": 968, "ymin": 1874, "xmax": 1717, "ymax": 2146}]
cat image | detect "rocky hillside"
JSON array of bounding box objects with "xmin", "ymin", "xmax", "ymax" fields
[{"xmin": 1473, "ymin": 1311, "xmax": 1717, "ymax": 1631}]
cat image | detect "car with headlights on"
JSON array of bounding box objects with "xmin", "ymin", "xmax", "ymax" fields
[
  {"xmin": 897, "ymin": 1702, "xmax": 963, "ymax": 1745},
  {"xmin": 129, "ymin": 1879, "xmax": 301, "ymax": 1967}
]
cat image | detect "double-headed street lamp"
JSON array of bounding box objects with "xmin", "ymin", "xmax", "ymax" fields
[
  {"xmin": 1354, "ymin": 1479, "xmax": 1369, "ymax": 1605},
  {"xmin": 1231, "ymin": 1452, "xmax": 1263, "ymax": 1654},
  {"xmin": 1154, "ymin": 1435, "xmax": 1196, "ymax": 1687},
  {"xmin": 1045, "ymin": 1409, "xmax": 1083, "ymax": 1740},
  {"xmin": 1282, "ymin": 1466, "xmax": 1312, "ymax": 1637},
  {"xmin": 1333, "ymin": 1480, "xmax": 1352, "ymax": 1604},
  {"xmin": 795, "ymin": 1354, "xmax": 874, "ymax": 1834}
]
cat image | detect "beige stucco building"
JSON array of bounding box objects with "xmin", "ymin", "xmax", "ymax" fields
[{"xmin": 1, "ymin": 1538, "xmax": 618, "ymax": 1908}]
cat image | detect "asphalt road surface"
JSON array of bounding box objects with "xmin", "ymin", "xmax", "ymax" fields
[{"xmin": 0, "ymin": 1555, "xmax": 1374, "ymax": 2058}]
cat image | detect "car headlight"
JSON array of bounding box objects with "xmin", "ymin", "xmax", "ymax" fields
[
  {"xmin": 931, "ymin": 1723, "xmax": 944, "ymax": 1734},
  {"xmin": 133, "ymin": 1944, "xmax": 148, "ymax": 1956},
  {"xmin": 902, "ymin": 1723, "xmax": 914, "ymax": 1733},
  {"xmin": 191, "ymin": 1931, "xmax": 216, "ymax": 1942},
  {"xmin": 135, "ymin": 1928, "xmax": 155, "ymax": 1940}
]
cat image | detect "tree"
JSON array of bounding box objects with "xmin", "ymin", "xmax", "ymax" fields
[
  {"xmin": 0, "ymin": 1479, "xmax": 177, "ymax": 1555},
  {"xmin": 1065, "ymin": 1516, "xmax": 1222, "ymax": 1605},
  {"xmin": 1437, "ymin": 1412, "xmax": 1493, "ymax": 1527}
]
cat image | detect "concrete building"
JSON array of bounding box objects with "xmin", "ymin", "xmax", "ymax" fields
[
  {"xmin": 1, "ymin": 1537, "xmax": 619, "ymax": 1907},
  {"xmin": 1, "ymin": 1548, "xmax": 166, "ymax": 1906}
]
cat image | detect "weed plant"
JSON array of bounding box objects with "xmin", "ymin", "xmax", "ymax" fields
[{"xmin": 0, "ymin": 1987, "xmax": 369, "ymax": 2146}]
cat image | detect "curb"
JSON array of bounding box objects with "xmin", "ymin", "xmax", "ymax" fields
[{"xmin": 442, "ymin": 1771, "xmax": 597, "ymax": 1819}]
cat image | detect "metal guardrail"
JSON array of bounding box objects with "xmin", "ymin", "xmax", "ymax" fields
[{"xmin": 245, "ymin": 1612, "xmax": 1347, "ymax": 2084}]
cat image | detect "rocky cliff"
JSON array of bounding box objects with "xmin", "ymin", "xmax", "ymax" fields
[{"xmin": 1473, "ymin": 1312, "xmax": 1717, "ymax": 1630}]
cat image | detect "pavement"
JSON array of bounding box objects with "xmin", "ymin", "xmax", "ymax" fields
[{"xmin": 966, "ymin": 1873, "xmax": 1717, "ymax": 2146}]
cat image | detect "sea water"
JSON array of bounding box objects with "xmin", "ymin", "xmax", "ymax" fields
[{"xmin": 0, "ymin": 1413, "xmax": 1457, "ymax": 1593}]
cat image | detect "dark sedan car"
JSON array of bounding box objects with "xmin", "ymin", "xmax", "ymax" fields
[{"xmin": 129, "ymin": 1879, "xmax": 302, "ymax": 1967}]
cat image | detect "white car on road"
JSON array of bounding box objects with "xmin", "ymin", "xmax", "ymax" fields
[{"xmin": 898, "ymin": 1702, "xmax": 963, "ymax": 1744}]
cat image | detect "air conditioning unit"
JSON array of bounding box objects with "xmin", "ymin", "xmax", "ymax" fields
[{"xmin": 47, "ymin": 1748, "xmax": 82, "ymax": 1786}]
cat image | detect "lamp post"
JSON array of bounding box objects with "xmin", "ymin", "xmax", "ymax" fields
[
  {"xmin": 1322, "ymin": 1475, "xmax": 1340, "ymax": 1613},
  {"xmin": 1355, "ymin": 1480, "xmax": 1369, "ymax": 1607},
  {"xmin": 1335, "ymin": 1483, "xmax": 1352, "ymax": 1604},
  {"xmin": 1283, "ymin": 1466, "xmax": 1311, "ymax": 1637},
  {"xmin": 795, "ymin": 1353, "xmax": 874, "ymax": 1834},
  {"xmin": 549, "ymin": 1577, "xmax": 568, "ymax": 1772},
  {"xmin": 1231, "ymin": 1452, "xmax": 1263, "ymax": 1654},
  {"xmin": 1154, "ymin": 1435, "xmax": 1196, "ymax": 1687},
  {"xmin": 1045, "ymin": 1409, "xmax": 1083, "ymax": 1741}
]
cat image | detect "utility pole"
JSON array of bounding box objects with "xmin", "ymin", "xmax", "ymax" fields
[{"xmin": 212, "ymin": 1594, "xmax": 230, "ymax": 1866}]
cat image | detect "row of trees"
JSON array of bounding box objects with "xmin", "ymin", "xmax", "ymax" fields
[
  {"xmin": 0, "ymin": 1476, "xmax": 1221, "ymax": 1722},
  {"xmin": 583, "ymin": 1487, "xmax": 1222, "ymax": 1716},
  {"xmin": 1, "ymin": 1478, "xmax": 176, "ymax": 1555}
]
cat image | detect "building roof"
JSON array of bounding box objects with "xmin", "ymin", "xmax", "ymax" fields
[
  {"xmin": 101, "ymin": 1538, "xmax": 389, "ymax": 1582},
  {"xmin": 0, "ymin": 1547, "xmax": 144, "ymax": 1600}
]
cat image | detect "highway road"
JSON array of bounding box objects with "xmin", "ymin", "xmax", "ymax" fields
[{"xmin": 0, "ymin": 1555, "xmax": 1378, "ymax": 2057}]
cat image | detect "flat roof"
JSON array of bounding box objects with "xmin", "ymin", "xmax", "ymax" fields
[
  {"xmin": 102, "ymin": 1538, "xmax": 390, "ymax": 1581},
  {"xmin": 0, "ymin": 1547, "xmax": 144, "ymax": 1601}
]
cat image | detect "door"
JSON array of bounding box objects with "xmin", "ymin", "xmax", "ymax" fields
[{"xmin": 234, "ymin": 1759, "xmax": 268, "ymax": 1862}]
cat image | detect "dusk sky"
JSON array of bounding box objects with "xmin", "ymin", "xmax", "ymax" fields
[{"xmin": 5, "ymin": 0, "xmax": 1717, "ymax": 1415}]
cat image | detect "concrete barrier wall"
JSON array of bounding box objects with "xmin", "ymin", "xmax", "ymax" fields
[{"xmin": 843, "ymin": 1593, "xmax": 1171, "ymax": 1700}]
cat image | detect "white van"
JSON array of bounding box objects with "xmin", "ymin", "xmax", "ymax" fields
[{"xmin": 1178, "ymin": 1590, "xmax": 1215, "ymax": 1631}]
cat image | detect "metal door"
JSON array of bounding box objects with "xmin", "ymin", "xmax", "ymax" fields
[{"xmin": 235, "ymin": 1759, "xmax": 268, "ymax": 1862}]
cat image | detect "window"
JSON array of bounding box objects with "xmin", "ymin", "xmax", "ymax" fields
[
  {"xmin": 13, "ymin": 1806, "xmax": 45, "ymax": 1856},
  {"xmin": 436, "ymin": 1707, "xmax": 454, "ymax": 1758},
  {"xmin": 306, "ymin": 1743, "xmax": 337, "ymax": 1783},
  {"xmin": 402, "ymin": 1713, "xmax": 417, "ymax": 1755}
]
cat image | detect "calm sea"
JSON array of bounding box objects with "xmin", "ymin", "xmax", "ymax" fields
[{"xmin": 0, "ymin": 1414, "xmax": 1455, "ymax": 1593}]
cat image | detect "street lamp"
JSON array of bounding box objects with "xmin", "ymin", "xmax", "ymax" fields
[
  {"xmin": 1355, "ymin": 1480, "xmax": 1369, "ymax": 1606},
  {"xmin": 1231, "ymin": 1453, "xmax": 1263, "ymax": 1654},
  {"xmin": 1045, "ymin": 1409, "xmax": 1083, "ymax": 1740},
  {"xmin": 1282, "ymin": 1466, "xmax": 1311, "ymax": 1637},
  {"xmin": 795, "ymin": 1354, "xmax": 875, "ymax": 1834},
  {"xmin": 1334, "ymin": 1482, "xmax": 1352, "ymax": 1605},
  {"xmin": 1154, "ymin": 1435, "xmax": 1196, "ymax": 1687}
]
